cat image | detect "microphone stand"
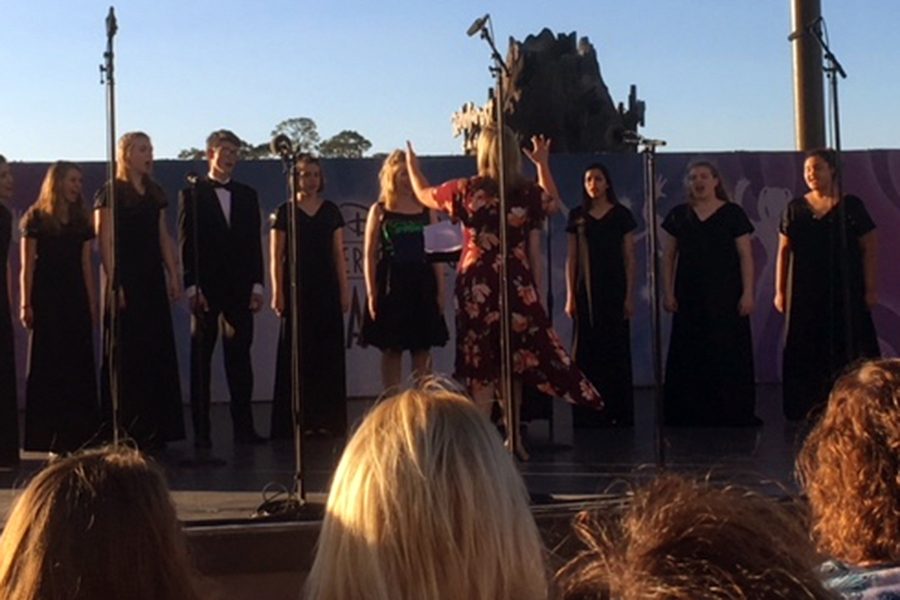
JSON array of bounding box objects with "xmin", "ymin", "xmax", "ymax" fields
[
  {"xmin": 99, "ymin": 6, "xmax": 122, "ymax": 446},
  {"xmin": 630, "ymin": 133, "xmax": 667, "ymax": 469},
  {"xmin": 472, "ymin": 17, "xmax": 518, "ymax": 458},
  {"xmin": 255, "ymin": 150, "xmax": 320, "ymax": 520},
  {"xmin": 809, "ymin": 21, "xmax": 855, "ymax": 362}
]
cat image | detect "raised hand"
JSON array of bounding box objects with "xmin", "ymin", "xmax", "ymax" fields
[{"xmin": 522, "ymin": 134, "xmax": 552, "ymax": 166}]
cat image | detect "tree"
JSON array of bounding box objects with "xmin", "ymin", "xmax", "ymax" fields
[
  {"xmin": 177, "ymin": 147, "xmax": 205, "ymax": 160},
  {"xmin": 318, "ymin": 130, "xmax": 373, "ymax": 159},
  {"xmin": 271, "ymin": 117, "xmax": 320, "ymax": 154},
  {"xmin": 239, "ymin": 140, "xmax": 271, "ymax": 160}
]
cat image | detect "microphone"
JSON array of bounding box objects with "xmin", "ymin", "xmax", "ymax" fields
[
  {"xmin": 612, "ymin": 128, "xmax": 668, "ymax": 147},
  {"xmin": 270, "ymin": 134, "xmax": 294, "ymax": 160},
  {"xmin": 466, "ymin": 14, "xmax": 489, "ymax": 37},
  {"xmin": 185, "ymin": 172, "xmax": 199, "ymax": 187},
  {"xmin": 105, "ymin": 6, "xmax": 117, "ymax": 38},
  {"xmin": 612, "ymin": 128, "xmax": 641, "ymax": 145},
  {"xmin": 788, "ymin": 16, "xmax": 822, "ymax": 42}
]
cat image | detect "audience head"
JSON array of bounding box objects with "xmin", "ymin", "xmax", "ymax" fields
[
  {"xmin": 116, "ymin": 131, "xmax": 154, "ymax": 183},
  {"xmin": 582, "ymin": 162, "xmax": 618, "ymax": 210},
  {"xmin": 0, "ymin": 445, "xmax": 199, "ymax": 600},
  {"xmin": 305, "ymin": 379, "xmax": 547, "ymax": 600},
  {"xmin": 685, "ymin": 160, "xmax": 729, "ymax": 203},
  {"xmin": 378, "ymin": 149, "xmax": 412, "ymax": 209},
  {"xmin": 797, "ymin": 358, "xmax": 900, "ymax": 566},
  {"xmin": 555, "ymin": 474, "xmax": 835, "ymax": 600},
  {"xmin": 0, "ymin": 155, "xmax": 13, "ymax": 201},
  {"xmin": 476, "ymin": 123, "xmax": 526, "ymax": 191}
]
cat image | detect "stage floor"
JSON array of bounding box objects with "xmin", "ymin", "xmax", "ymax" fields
[{"xmin": 1, "ymin": 384, "xmax": 806, "ymax": 524}]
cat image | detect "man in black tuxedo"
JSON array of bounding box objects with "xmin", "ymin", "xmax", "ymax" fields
[{"xmin": 179, "ymin": 130, "xmax": 265, "ymax": 448}]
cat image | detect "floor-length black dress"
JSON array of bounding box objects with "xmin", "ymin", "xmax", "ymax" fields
[
  {"xmin": 21, "ymin": 211, "xmax": 100, "ymax": 452},
  {"xmin": 781, "ymin": 194, "xmax": 879, "ymax": 420},
  {"xmin": 0, "ymin": 203, "xmax": 19, "ymax": 464},
  {"xmin": 662, "ymin": 202, "xmax": 758, "ymax": 427},
  {"xmin": 567, "ymin": 204, "xmax": 636, "ymax": 426},
  {"xmin": 270, "ymin": 201, "xmax": 347, "ymax": 439},
  {"xmin": 96, "ymin": 181, "xmax": 185, "ymax": 448}
]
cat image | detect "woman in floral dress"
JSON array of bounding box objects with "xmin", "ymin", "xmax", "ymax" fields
[{"xmin": 406, "ymin": 125, "xmax": 602, "ymax": 456}]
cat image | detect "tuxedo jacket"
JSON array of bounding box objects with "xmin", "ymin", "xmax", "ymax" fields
[{"xmin": 178, "ymin": 178, "xmax": 264, "ymax": 308}]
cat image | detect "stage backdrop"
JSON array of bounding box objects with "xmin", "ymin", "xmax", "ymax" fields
[{"xmin": 5, "ymin": 150, "xmax": 899, "ymax": 402}]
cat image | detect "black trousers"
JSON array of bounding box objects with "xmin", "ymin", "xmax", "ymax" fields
[{"xmin": 190, "ymin": 301, "xmax": 256, "ymax": 440}]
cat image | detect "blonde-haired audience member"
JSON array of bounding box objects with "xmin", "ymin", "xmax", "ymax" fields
[
  {"xmin": 304, "ymin": 379, "xmax": 548, "ymax": 600},
  {"xmin": 0, "ymin": 445, "xmax": 200, "ymax": 600},
  {"xmin": 555, "ymin": 474, "xmax": 836, "ymax": 599},
  {"xmin": 797, "ymin": 359, "xmax": 900, "ymax": 599}
]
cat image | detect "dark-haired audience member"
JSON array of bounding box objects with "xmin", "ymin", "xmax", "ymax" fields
[
  {"xmin": 566, "ymin": 162, "xmax": 636, "ymax": 427},
  {"xmin": 0, "ymin": 445, "xmax": 201, "ymax": 600},
  {"xmin": 661, "ymin": 160, "xmax": 759, "ymax": 427},
  {"xmin": 775, "ymin": 148, "xmax": 880, "ymax": 421},
  {"xmin": 0, "ymin": 155, "xmax": 20, "ymax": 466},
  {"xmin": 304, "ymin": 380, "xmax": 548, "ymax": 600},
  {"xmin": 179, "ymin": 129, "xmax": 266, "ymax": 449},
  {"xmin": 94, "ymin": 131, "xmax": 185, "ymax": 449},
  {"xmin": 269, "ymin": 154, "xmax": 349, "ymax": 439},
  {"xmin": 797, "ymin": 359, "xmax": 900, "ymax": 599},
  {"xmin": 555, "ymin": 474, "xmax": 837, "ymax": 599},
  {"xmin": 20, "ymin": 161, "xmax": 100, "ymax": 453}
]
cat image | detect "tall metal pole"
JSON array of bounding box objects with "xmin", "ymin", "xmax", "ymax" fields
[
  {"xmin": 472, "ymin": 16, "xmax": 517, "ymax": 456},
  {"xmin": 790, "ymin": 0, "xmax": 825, "ymax": 150},
  {"xmin": 100, "ymin": 6, "xmax": 121, "ymax": 445}
]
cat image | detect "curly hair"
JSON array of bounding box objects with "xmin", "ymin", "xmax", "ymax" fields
[
  {"xmin": 555, "ymin": 475, "xmax": 835, "ymax": 600},
  {"xmin": 797, "ymin": 358, "xmax": 900, "ymax": 566}
]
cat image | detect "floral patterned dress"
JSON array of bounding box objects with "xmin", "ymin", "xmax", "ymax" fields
[{"xmin": 434, "ymin": 177, "xmax": 602, "ymax": 408}]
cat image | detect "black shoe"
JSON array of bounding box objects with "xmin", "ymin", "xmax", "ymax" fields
[
  {"xmin": 194, "ymin": 436, "xmax": 212, "ymax": 450},
  {"xmin": 234, "ymin": 430, "xmax": 267, "ymax": 445}
]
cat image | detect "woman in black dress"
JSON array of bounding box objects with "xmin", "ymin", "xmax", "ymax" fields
[
  {"xmin": 361, "ymin": 150, "xmax": 448, "ymax": 390},
  {"xmin": 774, "ymin": 148, "xmax": 879, "ymax": 421},
  {"xmin": 20, "ymin": 162, "xmax": 99, "ymax": 452},
  {"xmin": 95, "ymin": 132, "xmax": 185, "ymax": 449},
  {"xmin": 0, "ymin": 155, "xmax": 20, "ymax": 465},
  {"xmin": 565, "ymin": 163, "xmax": 636, "ymax": 426},
  {"xmin": 661, "ymin": 161, "xmax": 759, "ymax": 427},
  {"xmin": 270, "ymin": 154, "xmax": 349, "ymax": 439}
]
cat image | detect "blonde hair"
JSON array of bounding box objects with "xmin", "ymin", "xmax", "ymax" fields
[
  {"xmin": 476, "ymin": 124, "xmax": 527, "ymax": 193},
  {"xmin": 0, "ymin": 446, "xmax": 200, "ymax": 600},
  {"xmin": 304, "ymin": 379, "xmax": 547, "ymax": 600},
  {"xmin": 555, "ymin": 475, "xmax": 835, "ymax": 600},
  {"xmin": 377, "ymin": 149, "xmax": 409, "ymax": 210},
  {"xmin": 797, "ymin": 359, "xmax": 900, "ymax": 566},
  {"xmin": 115, "ymin": 131, "xmax": 151, "ymax": 182},
  {"xmin": 23, "ymin": 161, "xmax": 88, "ymax": 232}
]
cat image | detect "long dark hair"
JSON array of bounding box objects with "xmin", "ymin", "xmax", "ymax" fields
[{"xmin": 581, "ymin": 162, "xmax": 618, "ymax": 212}]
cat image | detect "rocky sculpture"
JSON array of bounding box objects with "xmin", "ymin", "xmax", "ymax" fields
[{"xmin": 452, "ymin": 29, "xmax": 645, "ymax": 154}]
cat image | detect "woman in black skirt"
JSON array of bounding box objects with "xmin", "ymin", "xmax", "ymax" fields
[
  {"xmin": 661, "ymin": 161, "xmax": 760, "ymax": 427},
  {"xmin": 361, "ymin": 150, "xmax": 448, "ymax": 390},
  {"xmin": 565, "ymin": 163, "xmax": 636, "ymax": 426}
]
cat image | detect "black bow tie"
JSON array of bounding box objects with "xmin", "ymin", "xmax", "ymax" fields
[{"xmin": 209, "ymin": 179, "xmax": 232, "ymax": 191}]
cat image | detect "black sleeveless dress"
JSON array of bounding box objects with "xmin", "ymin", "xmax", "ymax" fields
[{"xmin": 360, "ymin": 206, "xmax": 448, "ymax": 352}]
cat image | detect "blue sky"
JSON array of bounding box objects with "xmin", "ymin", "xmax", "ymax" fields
[{"xmin": 1, "ymin": 0, "xmax": 897, "ymax": 160}]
